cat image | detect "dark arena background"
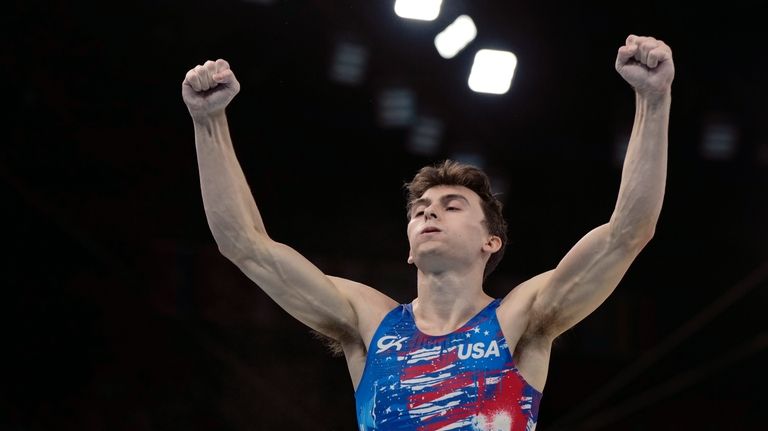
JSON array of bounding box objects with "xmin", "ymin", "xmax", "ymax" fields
[{"xmin": 4, "ymin": 1, "xmax": 767, "ymax": 430}]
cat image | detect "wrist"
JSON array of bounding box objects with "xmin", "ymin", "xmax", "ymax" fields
[
  {"xmin": 635, "ymin": 90, "xmax": 671, "ymax": 111},
  {"xmin": 190, "ymin": 109, "xmax": 227, "ymax": 125}
]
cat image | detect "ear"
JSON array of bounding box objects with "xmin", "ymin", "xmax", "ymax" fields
[{"xmin": 482, "ymin": 235, "xmax": 502, "ymax": 254}]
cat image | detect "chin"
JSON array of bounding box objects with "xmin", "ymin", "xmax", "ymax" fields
[{"xmin": 413, "ymin": 250, "xmax": 455, "ymax": 270}]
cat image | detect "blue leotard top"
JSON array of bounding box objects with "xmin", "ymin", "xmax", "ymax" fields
[{"xmin": 355, "ymin": 299, "xmax": 542, "ymax": 430}]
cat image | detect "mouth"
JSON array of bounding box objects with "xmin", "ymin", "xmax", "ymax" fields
[{"xmin": 420, "ymin": 227, "xmax": 442, "ymax": 235}]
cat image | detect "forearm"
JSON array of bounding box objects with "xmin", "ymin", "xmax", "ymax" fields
[
  {"xmin": 193, "ymin": 112, "xmax": 268, "ymax": 253},
  {"xmin": 610, "ymin": 92, "xmax": 671, "ymax": 243},
  {"xmin": 190, "ymin": 110, "xmax": 360, "ymax": 341}
]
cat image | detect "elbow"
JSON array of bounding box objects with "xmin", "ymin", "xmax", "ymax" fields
[
  {"xmin": 217, "ymin": 243, "xmax": 241, "ymax": 262},
  {"xmin": 610, "ymin": 221, "xmax": 656, "ymax": 251},
  {"xmin": 632, "ymin": 221, "xmax": 656, "ymax": 244},
  {"xmin": 212, "ymin": 228, "xmax": 272, "ymax": 264},
  {"xmin": 210, "ymin": 229, "xmax": 241, "ymax": 260}
]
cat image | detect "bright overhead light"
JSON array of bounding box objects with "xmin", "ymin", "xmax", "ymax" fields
[
  {"xmin": 468, "ymin": 49, "xmax": 518, "ymax": 95},
  {"xmin": 394, "ymin": 0, "xmax": 442, "ymax": 21},
  {"xmin": 434, "ymin": 15, "xmax": 477, "ymax": 59}
]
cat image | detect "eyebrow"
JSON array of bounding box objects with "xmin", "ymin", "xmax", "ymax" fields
[{"xmin": 408, "ymin": 193, "xmax": 471, "ymax": 215}]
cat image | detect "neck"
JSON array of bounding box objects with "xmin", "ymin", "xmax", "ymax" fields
[{"xmin": 413, "ymin": 266, "xmax": 492, "ymax": 335}]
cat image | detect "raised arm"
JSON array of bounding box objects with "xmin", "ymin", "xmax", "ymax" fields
[
  {"xmin": 523, "ymin": 35, "xmax": 675, "ymax": 339},
  {"xmin": 181, "ymin": 59, "xmax": 360, "ymax": 341}
]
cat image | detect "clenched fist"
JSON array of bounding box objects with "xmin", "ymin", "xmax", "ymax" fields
[
  {"xmin": 616, "ymin": 35, "xmax": 674, "ymax": 99},
  {"xmin": 182, "ymin": 59, "xmax": 240, "ymax": 120}
]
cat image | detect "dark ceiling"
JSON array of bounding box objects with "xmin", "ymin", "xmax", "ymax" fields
[{"xmin": 4, "ymin": 1, "xmax": 767, "ymax": 430}]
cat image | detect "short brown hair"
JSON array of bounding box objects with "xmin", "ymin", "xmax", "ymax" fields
[{"xmin": 405, "ymin": 159, "xmax": 508, "ymax": 280}]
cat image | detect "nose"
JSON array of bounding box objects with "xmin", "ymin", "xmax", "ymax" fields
[{"xmin": 424, "ymin": 207, "xmax": 438, "ymax": 219}]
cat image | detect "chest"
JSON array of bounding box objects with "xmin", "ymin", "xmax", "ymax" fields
[
  {"xmin": 357, "ymin": 327, "xmax": 539, "ymax": 430},
  {"xmin": 364, "ymin": 319, "xmax": 516, "ymax": 393}
]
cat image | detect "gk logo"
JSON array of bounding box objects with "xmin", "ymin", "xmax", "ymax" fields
[{"xmin": 376, "ymin": 335, "xmax": 409, "ymax": 353}]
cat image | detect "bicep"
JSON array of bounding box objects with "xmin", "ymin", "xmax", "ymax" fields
[
  {"xmin": 229, "ymin": 237, "xmax": 358, "ymax": 341},
  {"xmin": 530, "ymin": 223, "xmax": 649, "ymax": 337}
]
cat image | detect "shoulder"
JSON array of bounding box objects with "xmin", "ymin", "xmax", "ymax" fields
[
  {"xmin": 498, "ymin": 270, "xmax": 554, "ymax": 315},
  {"xmin": 328, "ymin": 276, "xmax": 399, "ymax": 345},
  {"xmin": 496, "ymin": 270, "xmax": 555, "ymax": 344},
  {"xmin": 329, "ymin": 276, "xmax": 399, "ymax": 311}
]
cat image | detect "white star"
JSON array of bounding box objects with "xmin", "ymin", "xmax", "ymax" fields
[
  {"xmin": 466, "ymin": 333, "xmax": 471, "ymax": 338},
  {"xmin": 484, "ymin": 330, "xmax": 489, "ymax": 336},
  {"xmin": 473, "ymin": 327, "xmax": 481, "ymax": 333}
]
